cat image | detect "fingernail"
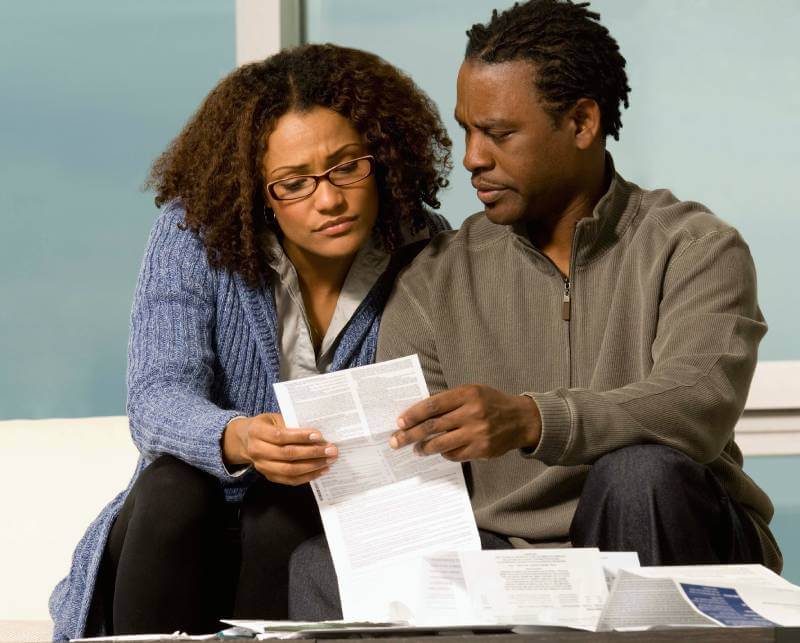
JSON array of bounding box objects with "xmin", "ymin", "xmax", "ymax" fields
[
  {"xmin": 397, "ymin": 417, "xmax": 406, "ymax": 429},
  {"xmin": 324, "ymin": 446, "xmax": 337, "ymax": 456},
  {"xmin": 326, "ymin": 457, "xmax": 337, "ymax": 464},
  {"xmin": 309, "ymin": 432, "xmax": 322, "ymax": 442},
  {"xmin": 389, "ymin": 436, "xmax": 398, "ymax": 449}
]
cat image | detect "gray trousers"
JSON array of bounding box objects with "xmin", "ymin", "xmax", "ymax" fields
[{"xmin": 287, "ymin": 444, "xmax": 764, "ymax": 620}]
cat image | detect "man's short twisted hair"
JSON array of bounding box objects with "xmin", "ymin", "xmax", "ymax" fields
[{"xmin": 465, "ymin": 0, "xmax": 630, "ymax": 140}]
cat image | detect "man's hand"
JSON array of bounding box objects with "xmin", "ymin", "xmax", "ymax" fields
[
  {"xmin": 222, "ymin": 413, "xmax": 337, "ymax": 485},
  {"xmin": 389, "ymin": 385, "xmax": 542, "ymax": 462}
]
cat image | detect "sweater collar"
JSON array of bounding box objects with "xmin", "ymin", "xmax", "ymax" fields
[
  {"xmin": 571, "ymin": 154, "xmax": 641, "ymax": 266},
  {"xmin": 509, "ymin": 154, "xmax": 642, "ymax": 268}
]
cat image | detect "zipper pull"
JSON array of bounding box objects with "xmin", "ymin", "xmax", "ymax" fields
[{"xmin": 562, "ymin": 278, "xmax": 571, "ymax": 321}]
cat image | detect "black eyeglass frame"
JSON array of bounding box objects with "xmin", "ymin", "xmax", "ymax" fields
[{"xmin": 265, "ymin": 155, "xmax": 376, "ymax": 201}]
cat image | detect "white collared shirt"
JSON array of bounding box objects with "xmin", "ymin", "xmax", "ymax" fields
[{"xmin": 263, "ymin": 229, "xmax": 389, "ymax": 381}]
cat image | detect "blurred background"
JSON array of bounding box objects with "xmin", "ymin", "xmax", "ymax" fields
[{"xmin": 1, "ymin": 0, "xmax": 797, "ymax": 580}]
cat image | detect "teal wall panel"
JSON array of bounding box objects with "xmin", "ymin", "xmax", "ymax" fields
[
  {"xmin": 1, "ymin": 0, "xmax": 796, "ymax": 586},
  {"xmin": 745, "ymin": 457, "xmax": 800, "ymax": 584},
  {"xmin": 0, "ymin": 1, "xmax": 235, "ymax": 419},
  {"xmin": 307, "ymin": 0, "xmax": 800, "ymax": 581},
  {"xmin": 307, "ymin": 0, "xmax": 800, "ymax": 362}
]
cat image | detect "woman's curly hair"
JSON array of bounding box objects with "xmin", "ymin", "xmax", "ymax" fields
[{"xmin": 145, "ymin": 44, "xmax": 452, "ymax": 286}]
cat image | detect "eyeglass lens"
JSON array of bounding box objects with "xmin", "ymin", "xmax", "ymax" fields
[{"xmin": 271, "ymin": 157, "xmax": 372, "ymax": 200}]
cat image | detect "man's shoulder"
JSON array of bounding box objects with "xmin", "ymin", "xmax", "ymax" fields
[
  {"xmin": 632, "ymin": 180, "xmax": 742, "ymax": 245},
  {"xmin": 403, "ymin": 211, "xmax": 507, "ymax": 274}
]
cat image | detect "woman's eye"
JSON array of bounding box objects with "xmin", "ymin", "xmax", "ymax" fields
[
  {"xmin": 281, "ymin": 178, "xmax": 311, "ymax": 192},
  {"xmin": 332, "ymin": 161, "xmax": 359, "ymax": 176}
]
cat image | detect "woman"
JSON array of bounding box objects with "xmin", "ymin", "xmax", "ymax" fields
[{"xmin": 49, "ymin": 43, "xmax": 451, "ymax": 640}]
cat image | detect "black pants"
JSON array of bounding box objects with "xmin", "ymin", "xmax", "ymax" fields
[
  {"xmin": 287, "ymin": 444, "xmax": 765, "ymax": 620},
  {"xmin": 93, "ymin": 455, "xmax": 323, "ymax": 635}
]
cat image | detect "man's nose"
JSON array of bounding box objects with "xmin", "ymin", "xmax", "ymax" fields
[{"xmin": 463, "ymin": 135, "xmax": 492, "ymax": 173}]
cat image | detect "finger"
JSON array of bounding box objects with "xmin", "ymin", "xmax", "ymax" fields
[
  {"xmin": 390, "ymin": 410, "xmax": 463, "ymax": 449},
  {"xmin": 396, "ymin": 389, "xmax": 470, "ymax": 431},
  {"xmin": 268, "ymin": 465, "xmax": 331, "ymax": 487},
  {"xmin": 392, "ymin": 397, "xmax": 479, "ymax": 448},
  {"xmin": 251, "ymin": 440, "xmax": 338, "ymax": 463},
  {"xmin": 437, "ymin": 444, "xmax": 473, "ymax": 463},
  {"xmin": 256, "ymin": 457, "xmax": 331, "ymax": 482},
  {"xmin": 413, "ymin": 428, "xmax": 470, "ymax": 458},
  {"xmin": 254, "ymin": 421, "xmax": 327, "ymax": 445}
]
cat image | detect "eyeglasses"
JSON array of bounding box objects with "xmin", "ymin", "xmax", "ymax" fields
[{"xmin": 266, "ymin": 155, "xmax": 376, "ymax": 201}]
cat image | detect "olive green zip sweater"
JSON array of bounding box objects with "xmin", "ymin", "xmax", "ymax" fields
[{"xmin": 376, "ymin": 168, "xmax": 781, "ymax": 573}]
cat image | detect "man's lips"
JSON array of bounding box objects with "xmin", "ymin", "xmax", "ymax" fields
[
  {"xmin": 315, "ymin": 215, "xmax": 358, "ymax": 235},
  {"xmin": 473, "ymin": 180, "xmax": 508, "ymax": 205}
]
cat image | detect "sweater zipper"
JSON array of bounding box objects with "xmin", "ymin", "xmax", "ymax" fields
[{"xmin": 562, "ymin": 277, "xmax": 571, "ymax": 321}]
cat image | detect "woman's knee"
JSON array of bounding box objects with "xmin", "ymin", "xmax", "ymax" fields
[
  {"xmin": 130, "ymin": 455, "xmax": 223, "ymax": 537},
  {"xmin": 239, "ymin": 478, "xmax": 321, "ymax": 554}
]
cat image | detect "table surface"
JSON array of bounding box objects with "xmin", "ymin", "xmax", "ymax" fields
[
  {"xmin": 322, "ymin": 630, "xmax": 795, "ymax": 642},
  {"xmin": 119, "ymin": 628, "xmax": 799, "ymax": 643}
]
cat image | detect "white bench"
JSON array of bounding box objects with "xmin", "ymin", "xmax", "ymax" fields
[{"xmin": 0, "ymin": 416, "xmax": 138, "ymax": 642}]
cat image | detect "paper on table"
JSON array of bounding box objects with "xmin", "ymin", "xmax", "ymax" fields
[
  {"xmin": 456, "ymin": 549, "xmax": 609, "ymax": 630},
  {"xmin": 599, "ymin": 551, "xmax": 640, "ymax": 590},
  {"xmin": 273, "ymin": 355, "xmax": 481, "ymax": 621},
  {"xmin": 222, "ymin": 619, "xmax": 511, "ymax": 639},
  {"xmin": 71, "ymin": 633, "xmax": 217, "ymax": 642},
  {"xmin": 598, "ymin": 565, "xmax": 800, "ymax": 630}
]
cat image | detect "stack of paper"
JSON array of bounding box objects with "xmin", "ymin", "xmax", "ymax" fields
[{"xmin": 271, "ymin": 356, "xmax": 800, "ymax": 632}]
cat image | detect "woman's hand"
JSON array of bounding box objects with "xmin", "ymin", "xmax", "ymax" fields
[{"xmin": 222, "ymin": 413, "xmax": 337, "ymax": 485}]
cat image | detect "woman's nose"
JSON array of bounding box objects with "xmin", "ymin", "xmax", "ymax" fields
[{"xmin": 313, "ymin": 177, "xmax": 346, "ymax": 213}]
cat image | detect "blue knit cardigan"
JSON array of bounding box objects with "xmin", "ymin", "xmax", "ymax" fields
[{"xmin": 49, "ymin": 204, "xmax": 448, "ymax": 641}]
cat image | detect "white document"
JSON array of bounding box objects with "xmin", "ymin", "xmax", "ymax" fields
[
  {"xmin": 599, "ymin": 551, "xmax": 641, "ymax": 590},
  {"xmin": 222, "ymin": 619, "xmax": 407, "ymax": 640},
  {"xmin": 598, "ymin": 565, "xmax": 800, "ymax": 630},
  {"xmin": 274, "ymin": 355, "xmax": 481, "ymax": 621},
  {"xmin": 458, "ymin": 549, "xmax": 608, "ymax": 630}
]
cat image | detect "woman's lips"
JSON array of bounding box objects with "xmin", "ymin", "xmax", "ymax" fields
[{"xmin": 316, "ymin": 216, "xmax": 358, "ymax": 236}]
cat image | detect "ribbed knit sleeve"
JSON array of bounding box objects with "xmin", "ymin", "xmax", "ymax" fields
[
  {"xmin": 377, "ymin": 278, "xmax": 449, "ymax": 395},
  {"xmin": 529, "ymin": 228, "xmax": 766, "ymax": 466},
  {"xmin": 126, "ymin": 206, "xmax": 242, "ymax": 482}
]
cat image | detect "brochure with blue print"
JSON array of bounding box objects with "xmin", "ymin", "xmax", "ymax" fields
[
  {"xmin": 680, "ymin": 583, "xmax": 776, "ymax": 627},
  {"xmin": 598, "ymin": 565, "xmax": 800, "ymax": 630}
]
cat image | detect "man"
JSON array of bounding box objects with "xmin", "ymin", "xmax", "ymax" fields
[{"xmin": 289, "ymin": 0, "xmax": 780, "ymax": 619}]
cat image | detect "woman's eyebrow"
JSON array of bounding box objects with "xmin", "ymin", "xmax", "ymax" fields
[{"xmin": 269, "ymin": 142, "xmax": 364, "ymax": 176}]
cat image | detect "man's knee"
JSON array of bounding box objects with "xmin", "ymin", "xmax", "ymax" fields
[
  {"xmin": 288, "ymin": 535, "xmax": 342, "ymax": 620},
  {"xmin": 585, "ymin": 444, "xmax": 707, "ymax": 503},
  {"xmin": 289, "ymin": 534, "xmax": 334, "ymax": 578}
]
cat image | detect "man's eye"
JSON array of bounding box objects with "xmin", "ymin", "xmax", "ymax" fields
[{"xmin": 488, "ymin": 130, "xmax": 512, "ymax": 141}]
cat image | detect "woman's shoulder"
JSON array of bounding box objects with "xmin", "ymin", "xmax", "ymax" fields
[
  {"xmin": 144, "ymin": 200, "xmax": 206, "ymax": 256},
  {"xmin": 138, "ymin": 200, "xmax": 218, "ymax": 287}
]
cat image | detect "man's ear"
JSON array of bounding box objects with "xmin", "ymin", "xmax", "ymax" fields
[{"xmin": 570, "ymin": 98, "xmax": 602, "ymax": 150}]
